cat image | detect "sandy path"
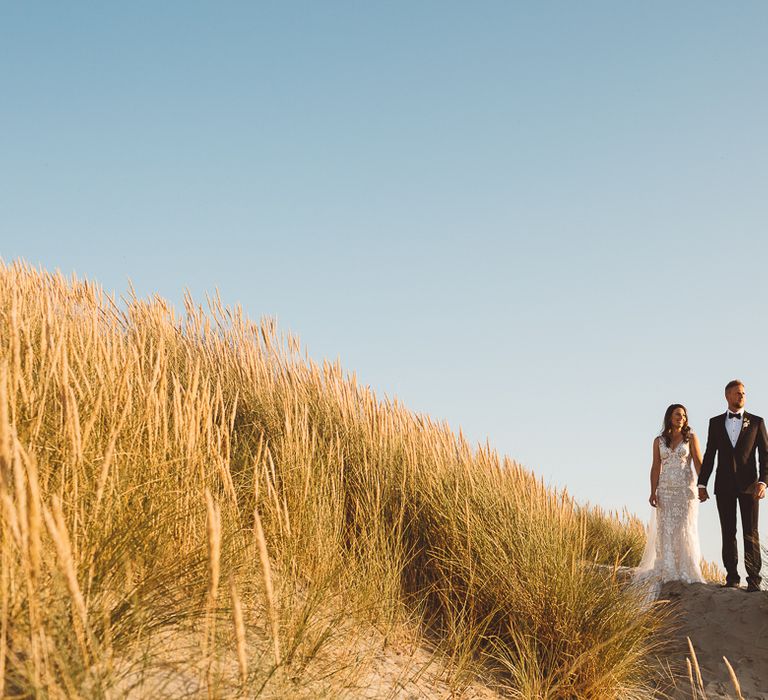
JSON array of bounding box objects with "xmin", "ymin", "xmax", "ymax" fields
[{"xmin": 660, "ymin": 580, "xmax": 768, "ymax": 699}]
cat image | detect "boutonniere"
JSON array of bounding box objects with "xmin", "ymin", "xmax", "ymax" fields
[{"xmin": 743, "ymin": 416, "xmax": 751, "ymax": 430}]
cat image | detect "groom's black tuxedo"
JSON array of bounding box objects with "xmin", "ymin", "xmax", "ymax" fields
[
  {"xmin": 698, "ymin": 411, "xmax": 768, "ymax": 587},
  {"xmin": 698, "ymin": 411, "xmax": 768, "ymax": 495}
]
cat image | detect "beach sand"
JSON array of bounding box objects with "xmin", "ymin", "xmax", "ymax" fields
[{"xmin": 660, "ymin": 580, "xmax": 768, "ymax": 699}]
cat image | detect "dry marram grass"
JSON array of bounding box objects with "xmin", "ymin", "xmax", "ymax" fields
[{"xmin": 0, "ymin": 259, "xmax": 672, "ymax": 698}]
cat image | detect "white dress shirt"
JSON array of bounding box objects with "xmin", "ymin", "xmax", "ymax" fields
[{"xmin": 726, "ymin": 410, "xmax": 744, "ymax": 447}]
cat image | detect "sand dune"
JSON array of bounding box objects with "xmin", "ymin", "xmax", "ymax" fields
[
  {"xmin": 660, "ymin": 580, "xmax": 768, "ymax": 700},
  {"xmin": 356, "ymin": 579, "xmax": 768, "ymax": 699}
]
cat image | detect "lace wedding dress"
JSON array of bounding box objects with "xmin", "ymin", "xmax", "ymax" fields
[{"xmin": 634, "ymin": 437, "xmax": 705, "ymax": 598}]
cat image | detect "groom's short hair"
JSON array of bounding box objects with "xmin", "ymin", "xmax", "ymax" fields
[{"xmin": 725, "ymin": 379, "xmax": 744, "ymax": 392}]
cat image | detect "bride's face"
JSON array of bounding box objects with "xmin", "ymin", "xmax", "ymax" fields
[{"xmin": 670, "ymin": 408, "xmax": 687, "ymax": 429}]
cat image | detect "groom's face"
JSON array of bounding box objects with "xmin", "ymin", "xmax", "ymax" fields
[{"xmin": 726, "ymin": 384, "xmax": 746, "ymax": 410}]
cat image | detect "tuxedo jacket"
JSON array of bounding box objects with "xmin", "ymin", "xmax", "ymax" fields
[{"xmin": 698, "ymin": 411, "xmax": 768, "ymax": 496}]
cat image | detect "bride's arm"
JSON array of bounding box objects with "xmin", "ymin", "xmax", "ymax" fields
[
  {"xmin": 649, "ymin": 437, "xmax": 661, "ymax": 507},
  {"xmin": 690, "ymin": 432, "xmax": 703, "ymax": 475}
]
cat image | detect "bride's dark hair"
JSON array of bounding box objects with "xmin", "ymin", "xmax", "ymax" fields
[{"xmin": 661, "ymin": 403, "xmax": 691, "ymax": 447}]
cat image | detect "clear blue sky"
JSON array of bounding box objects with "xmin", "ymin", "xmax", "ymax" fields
[{"xmin": 3, "ymin": 2, "xmax": 768, "ymax": 570}]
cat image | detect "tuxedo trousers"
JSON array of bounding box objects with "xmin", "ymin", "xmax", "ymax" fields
[{"xmin": 715, "ymin": 491, "xmax": 761, "ymax": 586}]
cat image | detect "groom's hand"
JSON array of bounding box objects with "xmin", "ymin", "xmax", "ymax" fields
[
  {"xmin": 698, "ymin": 487, "xmax": 709, "ymax": 503},
  {"xmin": 755, "ymin": 483, "xmax": 766, "ymax": 500}
]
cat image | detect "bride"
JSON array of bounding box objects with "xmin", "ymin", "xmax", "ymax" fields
[{"xmin": 635, "ymin": 404, "xmax": 706, "ymax": 592}]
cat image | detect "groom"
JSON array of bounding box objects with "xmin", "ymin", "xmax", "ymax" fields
[{"xmin": 698, "ymin": 380, "xmax": 768, "ymax": 591}]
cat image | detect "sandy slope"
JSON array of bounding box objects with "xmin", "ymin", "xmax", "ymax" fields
[
  {"xmin": 362, "ymin": 579, "xmax": 768, "ymax": 700},
  {"xmin": 344, "ymin": 627, "xmax": 503, "ymax": 700},
  {"xmin": 659, "ymin": 580, "xmax": 768, "ymax": 700},
  {"xmin": 345, "ymin": 580, "xmax": 768, "ymax": 699},
  {"xmin": 104, "ymin": 581, "xmax": 768, "ymax": 698},
  {"xmin": 104, "ymin": 621, "xmax": 503, "ymax": 699}
]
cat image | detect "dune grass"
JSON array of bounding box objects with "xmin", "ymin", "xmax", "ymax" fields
[{"xmin": 0, "ymin": 259, "xmax": 670, "ymax": 698}]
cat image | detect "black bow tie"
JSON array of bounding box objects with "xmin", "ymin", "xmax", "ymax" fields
[{"xmin": 728, "ymin": 412, "xmax": 742, "ymax": 420}]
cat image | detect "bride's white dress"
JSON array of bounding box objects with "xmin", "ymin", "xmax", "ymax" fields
[{"xmin": 635, "ymin": 437, "xmax": 705, "ymax": 596}]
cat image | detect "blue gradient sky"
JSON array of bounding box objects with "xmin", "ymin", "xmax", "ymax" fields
[{"xmin": 3, "ymin": 2, "xmax": 768, "ymax": 570}]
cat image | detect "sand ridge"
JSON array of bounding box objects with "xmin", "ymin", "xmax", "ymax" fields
[{"xmin": 660, "ymin": 580, "xmax": 768, "ymax": 700}]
